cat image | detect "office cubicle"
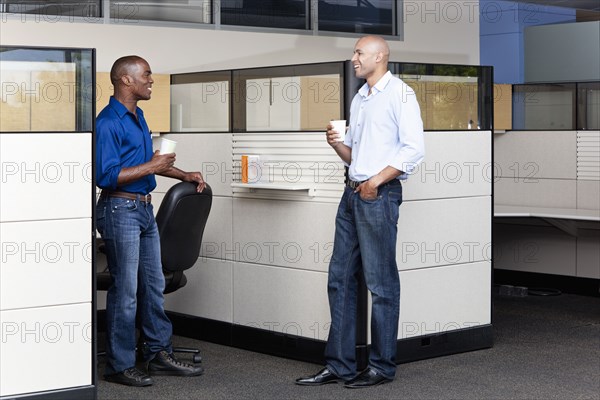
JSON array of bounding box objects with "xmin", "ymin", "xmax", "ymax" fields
[
  {"xmin": 163, "ymin": 60, "xmax": 493, "ymax": 366},
  {"xmin": 494, "ymin": 81, "xmax": 600, "ymax": 284},
  {"xmin": 0, "ymin": 46, "xmax": 96, "ymax": 400},
  {"xmin": 512, "ymin": 81, "xmax": 600, "ymax": 131}
]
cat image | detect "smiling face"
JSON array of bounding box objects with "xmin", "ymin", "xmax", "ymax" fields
[
  {"xmin": 128, "ymin": 59, "xmax": 154, "ymax": 102},
  {"xmin": 351, "ymin": 36, "xmax": 390, "ymax": 84}
]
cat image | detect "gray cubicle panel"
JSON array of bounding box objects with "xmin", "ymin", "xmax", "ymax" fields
[
  {"xmin": 0, "ymin": 46, "xmax": 97, "ymax": 400},
  {"xmin": 163, "ymin": 60, "xmax": 494, "ymax": 366}
]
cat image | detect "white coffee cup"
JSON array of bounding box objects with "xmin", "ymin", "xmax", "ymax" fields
[
  {"xmin": 159, "ymin": 138, "xmax": 177, "ymax": 154},
  {"xmin": 330, "ymin": 120, "xmax": 347, "ymax": 142}
]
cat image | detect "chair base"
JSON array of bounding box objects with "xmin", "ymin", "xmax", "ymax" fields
[
  {"xmin": 173, "ymin": 346, "xmax": 202, "ymax": 364},
  {"xmin": 97, "ymin": 346, "xmax": 202, "ymax": 365}
]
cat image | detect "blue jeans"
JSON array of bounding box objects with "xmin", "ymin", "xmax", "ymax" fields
[
  {"xmin": 324, "ymin": 181, "xmax": 402, "ymax": 380},
  {"xmin": 96, "ymin": 196, "xmax": 173, "ymax": 375}
]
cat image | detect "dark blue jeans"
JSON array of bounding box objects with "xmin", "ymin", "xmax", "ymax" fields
[
  {"xmin": 96, "ymin": 196, "xmax": 173, "ymax": 375},
  {"xmin": 325, "ymin": 181, "xmax": 402, "ymax": 380}
]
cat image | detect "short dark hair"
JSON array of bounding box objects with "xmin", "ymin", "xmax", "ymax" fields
[{"xmin": 110, "ymin": 55, "xmax": 145, "ymax": 85}]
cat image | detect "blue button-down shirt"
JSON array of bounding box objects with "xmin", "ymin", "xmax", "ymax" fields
[
  {"xmin": 345, "ymin": 71, "xmax": 425, "ymax": 181},
  {"xmin": 96, "ymin": 96, "xmax": 156, "ymax": 194}
]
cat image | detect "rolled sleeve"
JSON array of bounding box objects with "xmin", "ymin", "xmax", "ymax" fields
[
  {"xmin": 390, "ymin": 90, "xmax": 425, "ymax": 175},
  {"xmin": 96, "ymin": 119, "xmax": 122, "ymax": 190}
]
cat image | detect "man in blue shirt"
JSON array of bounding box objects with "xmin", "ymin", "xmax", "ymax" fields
[
  {"xmin": 96, "ymin": 55, "xmax": 205, "ymax": 387},
  {"xmin": 296, "ymin": 36, "xmax": 425, "ymax": 388}
]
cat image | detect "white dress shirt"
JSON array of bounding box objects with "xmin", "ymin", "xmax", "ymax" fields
[{"xmin": 345, "ymin": 71, "xmax": 425, "ymax": 181}]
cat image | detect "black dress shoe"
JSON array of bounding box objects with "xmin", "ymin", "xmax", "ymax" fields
[
  {"xmin": 295, "ymin": 367, "xmax": 344, "ymax": 386},
  {"xmin": 105, "ymin": 367, "xmax": 153, "ymax": 387},
  {"xmin": 344, "ymin": 367, "xmax": 392, "ymax": 388},
  {"xmin": 148, "ymin": 350, "xmax": 204, "ymax": 376}
]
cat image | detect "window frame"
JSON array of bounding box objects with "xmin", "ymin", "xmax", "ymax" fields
[{"xmin": 0, "ymin": 0, "xmax": 404, "ymax": 40}]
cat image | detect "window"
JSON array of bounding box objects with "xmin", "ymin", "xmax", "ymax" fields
[
  {"xmin": 110, "ymin": 0, "xmax": 211, "ymax": 24},
  {"xmin": 231, "ymin": 63, "xmax": 343, "ymax": 132},
  {"xmin": 392, "ymin": 63, "xmax": 493, "ymax": 131},
  {"xmin": 0, "ymin": 0, "xmax": 101, "ymax": 20},
  {"xmin": 171, "ymin": 61, "xmax": 493, "ymax": 133},
  {"xmin": 170, "ymin": 71, "xmax": 231, "ymax": 132},
  {"xmin": 578, "ymin": 82, "xmax": 600, "ymax": 130},
  {"xmin": 512, "ymin": 84, "xmax": 577, "ymax": 130},
  {"xmin": 0, "ymin": 47, "xmax": 94, "ymax": 132},
  {"xmin": 2, "ymin": 0, "xmax": 404, "ymax": 37},
  {"xmin": 220, "ymin": 0, "xmax": 308, "ymax": 29},
  {"xmin": 318, "ymin": 0, "xmax": 396, "ymax": 35}
]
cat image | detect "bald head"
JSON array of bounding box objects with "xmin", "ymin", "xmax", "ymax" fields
[
  {"xmin": 352, "ymin": 35, "xmax": 391, "ymax": 84},
  {"xmin": 357, "ymin": 35, "xmax": 390, "ymax": 64}
]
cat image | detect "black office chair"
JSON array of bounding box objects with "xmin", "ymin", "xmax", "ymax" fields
[{"xmin": 97, "ymin": 181, "xmax": 213, "ymax": 364}]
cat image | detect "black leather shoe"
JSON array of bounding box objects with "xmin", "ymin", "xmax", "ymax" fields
[
  {"xmin": 344, "ymin": 367, "xmax": 392, "ymax": 388},
  {"xmin": 148, "ymin": 350, "xmax": 204, "ymax": 376},
  {"xmin": 295, "ymin": 367, "xmax": 344, "ymax": 386},
  {"xmin": 105, "ymin": 367, "xmax": 153, "ymax": 387}
]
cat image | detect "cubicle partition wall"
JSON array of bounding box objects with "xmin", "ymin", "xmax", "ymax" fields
[
  {"xmin": 162, "ymin": 61, "xmax": 494, "ymax": 365},
  {"xmin": 0, "ymin": 47, "xmax": 96, "ymax": 400},
  {"xmin": 494, "ymin": 82, "xmax": 600, "ymax": 285}
]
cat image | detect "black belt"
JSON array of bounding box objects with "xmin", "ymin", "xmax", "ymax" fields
[
  {"xmin": 101, "ymin": 190, "xmax": 152, "ymax": 203},
  {"xmin": 346, "ymin": 179, "xmax": 365, "ymax": 189},
  {"xmin": 345, "ymin": 179, "xmax": 401, "ymax": 189}
]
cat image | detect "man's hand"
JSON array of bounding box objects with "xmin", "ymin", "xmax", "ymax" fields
[
  {"xmin": 150, "ymin": 150, "xmax": 176, "ymax": 174},
  {"xmin": 355, "ymin": 180, "xmax": 378, "ymax": 201},
  {"xmin": 184, "ymin": 171, "xmax": 206, "ymax": 193},
  {"xmin": 325, "ymin": 123, "xmax": 352, "ymax": 165},
  {"xmin": 326, "ymin": 123, "xmax": 345, "ymax": 147}
]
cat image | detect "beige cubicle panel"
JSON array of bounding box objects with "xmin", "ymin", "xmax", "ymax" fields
[
  {"xmin": 96, "ymin": 72, "xmax": 171, "ymax": 133},
  {"xmin": 0, "ymin": 61, "xmax": 76, "ymax": 132},
  {"xmin": 494, "ymin": 84, "xmax": 513, "ymax": 131},
  {"xmin": 300, "ymin": 75, "xmax": 342, "ymax": 130},
  {"xmin": 404, "ymin": 80, "xmax": 481, "ymax": 131}
]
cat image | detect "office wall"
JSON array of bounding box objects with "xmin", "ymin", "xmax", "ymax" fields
[
  {"xmin": 524, "ymin": 21, "xmax": 600, "ymax": 83},
  {"xmin": 0, "ymin": 2, "xmax": 480, "ymax": 74},
  {"xmin": 479, "ymin": 0, "xmax": 576, "ymax": 84}
]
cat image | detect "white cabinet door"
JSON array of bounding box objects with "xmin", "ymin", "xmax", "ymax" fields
[{"xmin": 245, "ymin": 77, "xmax": 301, "ymax": 131}]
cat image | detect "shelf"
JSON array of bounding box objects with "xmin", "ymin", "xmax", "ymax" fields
[
  {"xmin": 231, "ymin": 182, "xmax": 316, "ymax": 197},
  {"xmin": 494, "ymin": 205, "xmax": 600, "ymax": 222}
]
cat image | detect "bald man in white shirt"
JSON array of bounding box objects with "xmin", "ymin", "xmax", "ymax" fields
[{"xmin": 296, "ymin": 35, "xmax": 425, "ymax": 389}]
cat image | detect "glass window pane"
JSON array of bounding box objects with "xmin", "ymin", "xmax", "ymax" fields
[
  {"xmin": 0, "ymin": 47, "xmax": 94, "ymax": 132},
  {"xmin": 578, "ymin": 82, "xmax": 600, "ymax": 130},
  {"xmin": 512, "ymin": 84, "xmax": 576, "ymax": 130},
  {"xmin": 110, "ymin": 0, "xmax": 210, "ymax": 24},
  {"xmin": 391, "ymin": 64, "xmax": 491, "ymax": 131},
  {"xmin": 318, "ymin": 0, "xmax": 394, "ymax": 35},
  {"xmin": 0, "ymin": 0, "xmax": 101, "ymax": 19},
  {"xmin": 170, "ymin": 72, "xmax": 231, "ymax": 132},
  {"xmin": 221, "ymin": 0, "xmax": 308, "ymax": 29},
  {"xmin": 232, "ymin": 63, "xmax": 343, "ymax": 132}
]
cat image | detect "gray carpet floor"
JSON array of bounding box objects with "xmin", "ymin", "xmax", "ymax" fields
[{"xmin": 97, "ymin": 293, "xmax": 600, "ymax": 400}]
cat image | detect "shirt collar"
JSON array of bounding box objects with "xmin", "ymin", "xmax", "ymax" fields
[
  {"xmin": 359, "ymin": 70, "xmax": 393, "ymax": 98},
  {"xmin": 108, "ymin": 96, "xmax": 144, "ymax": 119}
]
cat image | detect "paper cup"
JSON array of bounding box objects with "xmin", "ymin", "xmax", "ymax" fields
[
  {"xmin": 159, "ymin": 138, "xmax": 177, "ymax": 154},
  {"xmin": 330, "ymin": 120, "xmax": 347, "ymax": 142}
]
